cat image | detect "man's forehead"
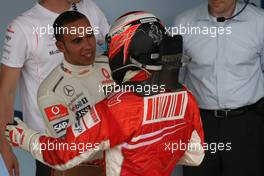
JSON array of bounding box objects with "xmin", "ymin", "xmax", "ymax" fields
[{"xmin": 61, "ymin": 18, "xmax": 93, "ymax": 39}]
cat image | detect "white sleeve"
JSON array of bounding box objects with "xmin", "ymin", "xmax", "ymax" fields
[
  {"xmin": 177, "ymin": 130, "xmax": 204, "ymax": 166},
  {"xmin": 1, "ymin": 21, "xmax": 29, "ymax": 67}
]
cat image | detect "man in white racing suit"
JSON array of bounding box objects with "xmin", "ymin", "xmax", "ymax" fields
[
  {"xmin": 5, "ymin": 11, "xmax": 204, "ymax": 176},
  {"xmin": 36, "ymin": 11, "xmax": 114, "ymax": 175}
]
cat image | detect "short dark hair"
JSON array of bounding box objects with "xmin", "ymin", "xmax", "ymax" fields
[{"xmin": 53, "ymin": 11, "xmax": 87, "ymax": 41}]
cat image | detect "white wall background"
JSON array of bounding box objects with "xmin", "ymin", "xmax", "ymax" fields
[{"xmin": 0, "ymin": 0, "xmax": 262, "ymax": 176}]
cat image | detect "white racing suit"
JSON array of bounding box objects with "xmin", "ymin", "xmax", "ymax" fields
[{"xmin": 37, "ymin": 55, "xmax": 114, "ymax": 138}]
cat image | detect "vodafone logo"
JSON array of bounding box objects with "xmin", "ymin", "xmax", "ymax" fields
[
  {"xmin": 44, "ymin": 104, "xmax": 69, "ymax": 121},
  {"xmin": 101, "ymin": 68, "xmax": 110, "ymax": 79},
  {"xmin": 51, "ymin": 106, "xmax": 60, "ymax": 115}
]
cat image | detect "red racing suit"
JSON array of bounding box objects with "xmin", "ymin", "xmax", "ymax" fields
[{"xmin": 30, "ymin": 87, "xmax": 204, "ymax": 176}]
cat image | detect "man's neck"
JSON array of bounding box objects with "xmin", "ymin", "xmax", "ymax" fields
[
  {"xmin": 39, "ymin": 0, "xmax": 72, "ymax": 14},
  {"xmin": 209, "ymin": 2, "xmax": 236, "ymax": 19}
]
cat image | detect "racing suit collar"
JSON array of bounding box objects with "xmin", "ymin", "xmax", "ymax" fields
[{"xmin": 61, "ymin": 59, "xmax": 94, "ymax": 76}]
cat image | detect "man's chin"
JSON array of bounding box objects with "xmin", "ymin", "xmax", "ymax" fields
[
  {"xmin": 209, "ymin": 6, "xmax": 226, "ymax": 16},
  {"xmin": 81, "ymin": 57, "xmax": 95, "ymax": 66}
]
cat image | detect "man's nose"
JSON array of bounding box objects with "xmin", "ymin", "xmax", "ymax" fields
[{"xmin": 83, "ymin": 37, "xmax": 93, "ymax": 49}]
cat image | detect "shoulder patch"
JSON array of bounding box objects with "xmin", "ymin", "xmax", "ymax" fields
[{"xmin": 44, "ymin": 104, "xmax": 69, "ymax": 121}]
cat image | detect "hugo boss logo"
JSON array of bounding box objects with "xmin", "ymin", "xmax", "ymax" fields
[{"xmin": 63, "ymin": 85, "xmax": 75, "ymax": 97}]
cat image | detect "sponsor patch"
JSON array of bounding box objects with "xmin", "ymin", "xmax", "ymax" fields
[
  {"xmin": 89, "ymin": 107, "xmax": 100, "ymax": 124},
  {"xmin": 53, "ymin": 119, "xmax": 69, "ymax": 134},
  {"xmin": 82, "ymin": 107, "xmax": 101, "ymax": 129},
  {"xmin": 44, "ymin": 104, "xmax": 69, "ymax": 121},
  {"xmin": 70, "ymin": 97, "xmax": 88, "ymax": 112},
  {"xmin": 73, "ymin": 118, "xmax": 87, "ymax": 137},
  {"xmin": 72, "ymin": 107, "xmax": 101, "ymax": 137},
  {"xmin": 143, "ymin": 92, "xmax": 188, "ymax": 124},
  {"xmin": 76, "ymin": 105, "xmax": 91, "ymax": 119}
]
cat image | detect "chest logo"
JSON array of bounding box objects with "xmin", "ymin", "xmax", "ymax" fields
[
  {"xmin": 101, "ymin": 68, "xmax": 111, "ymax": 79},
  {"xmin": 63, "ymin": 85, "xmax": 75, "ymax": 97}
]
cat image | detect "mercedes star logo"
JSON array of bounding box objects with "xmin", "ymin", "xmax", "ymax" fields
[{"xmin": 63, "ymin": 85, "xmax": 75, "ymax": 97}]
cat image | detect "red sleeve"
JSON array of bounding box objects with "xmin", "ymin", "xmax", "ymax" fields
[{"xmin": 35, "ymin": 92, "xmax": 142, "ymax": 170}]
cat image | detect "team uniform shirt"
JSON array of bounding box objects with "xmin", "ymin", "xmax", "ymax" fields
[
  {"xmin": 38, "ymin": 55, "xmax": 114, "ymax": 138},
  {"xmin": 174, "ymin": 2, "xmax": 264, "ymax": 109},
  {"xmin": 1, "ymin": 0, "xmax": 109, "ymax": 131},
  {"xmin": 28, "ymin": 87, "xmax": 204, "ymax": 176}
]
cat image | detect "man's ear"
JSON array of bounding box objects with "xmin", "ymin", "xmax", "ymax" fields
[{"xmin": 56, "ymin": 40, "xmax": 66, "ymax": 53}]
